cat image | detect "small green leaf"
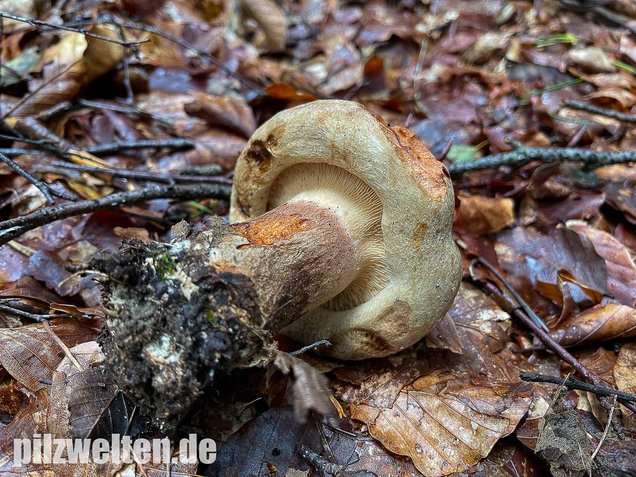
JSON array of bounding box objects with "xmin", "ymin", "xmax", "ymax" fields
[
  {"xmin": 447, "ymin": 144, "xmax": 477, "ymax": 163},
  {"xmin": 536, "ymin": 33, "xmax": 578, "ymax": 48}
]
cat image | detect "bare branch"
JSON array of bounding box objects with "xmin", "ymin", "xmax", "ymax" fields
[{"xmin": 0, "ymin": 183, "xmax": 231, "ymax": 247}]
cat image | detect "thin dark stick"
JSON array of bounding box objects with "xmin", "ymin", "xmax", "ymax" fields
[
  {"xmin": 447, "ymin": 146, "xmax": 636, "ymax": 175},
  {"xmin": 563, "ymin": 99, "xmax": 636, "ymax": 123},
  {"xmin": 473, "ymin": 260, "xmax": 636, "ymax": 416},
  {"xmin": 0, "ymin": 148, "xmax": 47, "ymax": 155},
  {"xmin": 75, "ymin": 99, "xmax": 175, "ymax": 127},
  {"xmin": 471, "ymin": 257, "xmax": 549, "ymax": 331},
  {"xmin": 0, "ymin": 303, "xmax": 63, "ymax": 322},
  {"xmin": 0, "ymin": 183, "xmax": 231, "ymax": 246},
  {"xmin": 47, "ymin": 160, "xmax": 232, "ymax": 185},
  {"xmin": 290, "ymin": 340, "xmax": 331, "ymax": 356},
  {"xmin": 0, "ymin": 13, "xmax": 146, "ymax": 46},
  {"xmin": 520, "ymin": 372, "xmax": 636, "ymax": 402},
  {"xmin": 0, "ymin": 152, "xmax": 55, "ymax": 203},
  {"xmin": 84, "ymin": 138, "xmax": 195, "ymax": 154}
]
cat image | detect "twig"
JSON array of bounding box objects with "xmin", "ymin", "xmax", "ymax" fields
[
  {"xmin": 43, "ymin": 320, "xmax": 84, "ymax": 372},
  {"xmin": 291, "ymin": 340, "xmax": 331, "ymax": 356},
  {"xmin": 0, "ymin": 13, "xmax": 146, "ymax": 46},
  {"xmin": 298, "ymin": 445, "xmax": 342, "ymax": 477},
  {"xmin": 46, "ymin": 160, "xmax": 232, "ymax": 185},
  {"xmin": 470, "ymin": 258, "xmax": 548, "ymax": 331},
  {"xmin": 590, "ymin": 395, "xmax": 617, "ymax": 469},
  {"xmin": 0, "ymin": 183, "xmax": 231, "ymax": 247},
  {"xmin": 472, "ymin": 258, "xmax": 636, "ymax": 416},
  {"xmin": 520, "ymin": 372, "xmax": 636, "ymax": 402},
  {"xmin": 0, "ymin": 152, "xmax": 55, "ymax": 203},
  {"xmin": 563, "ymin": 99, "xmax": 636, "ymax": 123},
  {"xmin": 0, "ymin": 303, "xmax": 62, "ymax": 322},
  {"xmin": 448, "ymin": 144, "xmax": 636, "ymax": 174},
  {"xmin": 84, "ymin": 138, "xmax": 195, "ymax": 154}
]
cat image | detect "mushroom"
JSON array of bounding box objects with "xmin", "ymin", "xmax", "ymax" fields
[
  {"xmin": 95, "ymin": 99, "xmax": 461, "ymax": 426},
  {"xmin": 229, "ymin": 99, "xmax": 461, "ymax": 359}
]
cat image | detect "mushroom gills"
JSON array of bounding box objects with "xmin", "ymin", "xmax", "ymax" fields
[{"xmin": 267, "ymin": 163, "xmax": 390, "ymax": 311}]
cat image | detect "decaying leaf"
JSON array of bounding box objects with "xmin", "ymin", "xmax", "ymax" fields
[
  {"xmin": 455, "ymin": 193, "xmax": 515, "ymax": 235},
  {"xmin": 273, "ymin": 352, "xmax": 335, "ymax": 422},
  {"xmin": 551, "ymin": 304, "xmax": 636, "ymax": 347},
  {"xmin": 0, "ymin": 319, "xmax": 100, "ymax": 392},
  {"xmin": 239, "ymin": 0, "xmax": 288, "ymax": 52},
  {"xmin": 349, "ymin": 379, "xmax": 532, "ymax": 476},
  {"xmin": 496, "ymin": 227, "xmax": 608, "ymax": 307},
  {"xmin": 184, "ymin": 92, "xmax": 257, "ymax": 138},
  {"xmin": 567, "ymin": 221, "xmax": 636, "ymax": 307}
]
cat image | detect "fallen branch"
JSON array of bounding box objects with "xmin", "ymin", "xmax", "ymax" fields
[
  {"xmin": 0, "ymin": 152, "xmax": 55, "ymax": 203},
  {"xmin": 563, "ymin": 99, "xmax": 636, "ymax": 123},
  {"xmin": 46, "ymin": 160, "xmax": 232, "ymax": 185},
  {"xmin": 0, "ymin": 183, "xmax": 231, "ymax": 247},
  {"xmin": 520, "ymin": 372, "xmax": 636, "ymax": 402},
  {"xmin": 84, "ymin": 138, "xmax": 195, "ymax": 154},
  {"xmin": 448, "ymin": 144, "xmax": 636, "ymax": 175}
]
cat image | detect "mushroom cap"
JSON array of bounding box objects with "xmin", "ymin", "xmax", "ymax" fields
[{"xmin": 230, "ymin": 100, "xmax": 461, "ymax": 360}]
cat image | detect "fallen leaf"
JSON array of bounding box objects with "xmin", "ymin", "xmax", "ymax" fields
[
  {"xmin": 496, "ymin": 227, "xmax": 608, "ymax": 308},
  {"xmin": 184, "ymin": 92, "xmax": 257, "ymax": 138},
  {"xmin": 349, "ymin": 379, "xmax": 532, "ymax": 476},
  {"xmin": 551, "ymin": 304, "xmax": 636, "ymax": 347},
  {"xmin": 0, "ymin": 319, "xmax": 100, "ymax": 392},
  {"xmin": 567, "ymin": 221, "xmax": 636, "ymax": 307},
  {"xmin": 239, "ymin": 0, "xmax": 288, "ymax": 52},
  {"xmin": 273, "ymin": 352, "xmax": 335, "ymax": 422},
  {"xmin": 455, "ymin": 193, "xmax": 515, "ymax": 235},
  {"xmin": 566, "ymin": 46, "xmax": 615, "ymax": 73}
]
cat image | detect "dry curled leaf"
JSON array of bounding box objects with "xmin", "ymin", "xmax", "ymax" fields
[
  {"xmin": 613, "ymin": 342, "xmax": 636, "ymax": 395},
  {"xmin": 10, "ymin": 25, "xmax": 123, "ymax": 117},
  {"xmin": 551, "ymin": 304, "xmax": 636, "ymax": 347}
]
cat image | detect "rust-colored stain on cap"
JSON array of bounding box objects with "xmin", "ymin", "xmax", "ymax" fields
[{"xmin": 387, "ymin": 125, "xmax": 448, "ymax": 202}]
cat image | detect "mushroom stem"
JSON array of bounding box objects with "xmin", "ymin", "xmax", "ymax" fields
[{"xmin": 223, "ymin": 199, "xmax": 361, "ymax": 331}]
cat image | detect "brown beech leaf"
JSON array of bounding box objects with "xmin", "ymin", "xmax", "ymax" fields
[
  {"xmin": 496, "ymin": 226, "xmax": 608, "ymax": 306},
  {"xmin": 0, "ymin": 319, "xmax": 100, "ymax": 392},
  {"xmin": 551, "ymin": 304, "xmax": 636, "ymax": 347},
  {"xmin": 567, "ymin": 221, "xmax": 636, "ymax": 307},
  {"xmin": 335, "ymin": 284, "xmax": 533, "ymax": 476},
  {"xmin": 455, "ymin": 193, "xmax": 515, "ymax": 235},
  {"xmin": 614, "ymin": 342, "xmax": 636, "ymax": 395},
  {"xmin": 239, "ymin": 0, "xmax": 288, "ymax": 52},
  {"xmin": 425, "ymin": 313, "xmax": 463, "ymax": 354},
  {"xmin": 11, "ymin": 25, "xmax": 123, "ymax": 117},
  {"xmin": 184, "ymin": 92, "xmax": 257, "ymax": 138},
  {"xmin": 348, "ymin": 378, "xmax": 532, "ymax": 476}
]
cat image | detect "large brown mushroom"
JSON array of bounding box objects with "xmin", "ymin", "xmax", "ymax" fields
[
  {"xmin": 229, "ymin": 100, "xmax": 461, "ymax": 359},
  {"xmin": 96, "ymin": 100, "xmax": 461, "ymax": 427}
]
